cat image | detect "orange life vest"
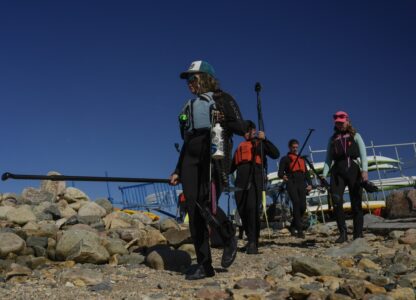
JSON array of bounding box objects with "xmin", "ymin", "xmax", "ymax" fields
[
  {"xmin": 288, "ymin": 153, "xmax": 306, "ymax": 173},
  {"xmin": 234, "ymin": 140, "xmax": 262, "ymax": 165}
]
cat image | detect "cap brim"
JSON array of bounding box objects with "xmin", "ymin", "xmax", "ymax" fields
[{"xmin": 180, "ymin": 70, "xmax": 199, "ymax": 79}]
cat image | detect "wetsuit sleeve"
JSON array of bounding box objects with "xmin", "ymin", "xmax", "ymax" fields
[
  {"xmin": 278, "ymin": 156, "xmax": 289, "ymax": 178},
  {"xmin": 355, "ymin": 133, "xmax": 368, "ymax": 172},
  {"xmin": 174, "ymin": 144, "xmax": 185, "ymax": 176},
  {"xmin": 263, "ymin": 139, "xmax": 280, "ymax": 160},
  {"xmin": 304, "ymin": 161, "xmax": 312, "ymax": 186},
  {"xmin": 230, "ymin": 149, "xmax": 237, "ymax": 174},
  {"xmin": 218, "ymin": 92, "xmax": 246, "ymax": 136},
  {"xmin": 322, "ymin": 138, "xmax": 333, "ymax": 177}
]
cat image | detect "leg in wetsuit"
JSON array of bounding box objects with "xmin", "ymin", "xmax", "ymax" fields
[
  {"xmin": 330, "ymin": 161, "xmax": 363, "ymax": 242},
  {"xmin": 180, "ymin": 132, "xmax": 236, "ymax": 274},
  {"xmin": 286, "ymin": 172, "xmax": 307, "ymax": 236},
  {"xmin": 234, "ymin": 164, "xmax": 263, "ymax": 253}
]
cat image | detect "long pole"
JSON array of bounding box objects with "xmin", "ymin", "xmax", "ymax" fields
[
  {"xmin": 255, "ymin": 82, "xmax": 271, "ymax": 236},
  {"xmin": 2, "ymin": 172, "xmax": 170, "ymax": 184}
]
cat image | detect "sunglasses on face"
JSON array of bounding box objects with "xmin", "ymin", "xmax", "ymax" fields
[
  {"xmin": 187, "ymin": 75, "xmax": 198, "ymax": 84},
  {"xmin": 333, "ymin": 114, "xmax": 347, "ymax": 120}
]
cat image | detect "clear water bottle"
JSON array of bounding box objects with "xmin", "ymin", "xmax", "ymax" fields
[{"xmin": 211, "ymin": 123, "xmax": 224, "ymax": 159}]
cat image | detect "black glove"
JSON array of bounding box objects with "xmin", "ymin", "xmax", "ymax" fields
[{"xmin": 361, "ymin": 180, "xmax": 379, "ymax": 193}]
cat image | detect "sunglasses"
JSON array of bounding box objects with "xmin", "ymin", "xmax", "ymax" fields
[
  {"xmin": 333, "ymin": 114, "xmax": 347, "ymax": 120},
  {"xmin": 187, "ymin": 75, "xmax": 198, "ymax": 83}
]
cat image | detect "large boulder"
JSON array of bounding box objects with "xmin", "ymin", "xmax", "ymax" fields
[
  {"xmin": 102, "ymin": 238, "xmax": 128, "ymax": 256},
  {"xmin": 385, "ymin": 190, "xmax": 416, "ymax": 219},
  {"xmin": 22, "ymin": 187, "xmax": 55, "ymax": 204},
  {"xmin": 145, "ymin": 245, "xmax": 191, "ymax": 272},
  {"xmin": 78, "ymin": 202, "xmax": 107, "ymax": 218},
  {"xmin": 56, "ymin": 229, "xmax": 109, "ymax": 263},
  {"xmin": 0, "ymin": 232, "xmax": 26, "ymax": 257},
  {"xmin": 6, "ymin": 205, "xmax": 37, "ymax": 225},
  {"xmin": 66, "ymin": 239, "xmax": 110, "ymax": 264}
]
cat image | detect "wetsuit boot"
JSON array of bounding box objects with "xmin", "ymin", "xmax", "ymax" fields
[{"xmin": 335, "ymin": 224, "xmax": 348, "ymax": 243}]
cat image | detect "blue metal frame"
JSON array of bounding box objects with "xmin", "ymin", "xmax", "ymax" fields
[{"xmin": 118, "ymin": 182, "xmax": 183, "ymax": 218}]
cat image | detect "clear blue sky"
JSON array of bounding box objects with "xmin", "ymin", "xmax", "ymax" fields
[{"xmin": 1, "ymin": 0, "xmax": 415, "ymax": 201}]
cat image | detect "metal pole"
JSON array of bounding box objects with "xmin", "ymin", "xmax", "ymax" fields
[{"xmin": 370, "ymin": 141, "xmax": 386, "ymax": 202}]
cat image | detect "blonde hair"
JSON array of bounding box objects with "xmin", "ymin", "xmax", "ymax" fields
[{"xmin": 195, "ymin": 73, "xmax": 219, "ymax": 94}]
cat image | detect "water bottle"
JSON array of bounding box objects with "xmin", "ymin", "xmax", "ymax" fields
[{"xmin": 211, "ymin": 123, "xmax": 225, "ymax": 159}]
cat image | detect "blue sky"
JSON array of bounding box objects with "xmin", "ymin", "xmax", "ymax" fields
[{"xmin": 1, "ymin": 1, "xmax": 415, "ymax": 201}]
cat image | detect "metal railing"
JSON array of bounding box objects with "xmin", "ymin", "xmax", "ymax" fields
[{"xmin": 118, "ymin": 182, "xmax": 183, "ymax": 217}]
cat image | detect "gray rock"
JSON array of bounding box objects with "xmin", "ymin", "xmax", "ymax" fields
[
  {"xmin": 77, "ymin": 215, "xmax": 102, "ymax": 225},
  {"xmin": 309, "ymin": 223, "xmax": 333, "ymax": 236},
  {"xmin": 159, "ymin": 218, "xmax": 180, "ymax": 232},
  {"xmin": 145, "ymin": 245, "xmax": 191, "ymax": 272},
  {"xmin": 57, "ymin": 200, "xmax": 77, "ymax": 218},
  {"xmin": 88, "ymin": 281, "xmax": 112, "ymax": 292},
  {"xmin": 292, "ymin": 256, "xmax": 342, "ymax": 276},
  {"xmin": 387, "ymin": 263, "xmax": 408, "ymax": 275},
  {"xmin": 95, "ymin": 198, "xmax": 113, "ymax": 214},
  {"xmin": 178, "ymin": 244, "xmax": 196, "ymax": 260},
  {"xmin": 22, "ymin": 188, "xmax": 55, "ymax": 204},
  {"xmin": 0, "ymin": 232, "xmax": 26, "ymax": 257},
  {"xmin": 0, "ymin": 206, "xmax": 16, "ymax": 220},
  {"xmin": 234, "ymin": 278, "xmax": 271, "ymax": 290},
  {"xmin": 61, "ymin": 187, "xmax": 90, "ymax": 203},
  {"xmin": 385, "ymin": 190, "xmax": 416, "ymax": 219},
  {"xmin": 389, "ymin": 230, "xmax": 405, "ymax": 239},
  {"xmin": 130, "ymin": 212, "xmax": 153, "ymax": 225},
  {"xmin": 40, "ymin": 171, "xmax": 66, "ymax": 198},
  {"xmin": 325, "ymin": 238, "xmax": 373, "ymax": 257},
  {"xmin": 162, "ymin": 228, "xmax": 191, "ymax": 247},
  {"xmin": 337, "ymin": 280, "xmax": 366, "ymax": 299},
  {"xmin": 6, "ymin": 205, "xmax": 37, "ymax": 225},
  {"xmin": 267, "ymin": 265, "xmax": 286, "ymax": 279},
  {"xmin": 78, "ymin": 202, "xmax": 107, "ymax": 218},
  {"xmin": 44, "ymin": 204, "xmax": 61, "ymax": 220},
  {"xmin": 26, "ymin": 236, "xmax": 48, "ymax": 248},
  {"xmin": 66, "ymin": 238, "xmax": 110, "ymax": 264},
  {"xmin": 118, "ymin": 253, "xmax": 145, "ymax": 265},
  {"xmin": 364, "ymin": 213, "xmax": 384, "ymax": 228},
  {"xmin": 1, "ymin": 193, "xmax": 23, "ymax": 205},
  {"xmin": 367, "ymin": 274, "xmax": 391, "ymax": 287},
  {"xmin": 56, "ymin": 229, "xmax": 103, "ymax": 260},
  {"xmin": 102, "ymin": 238, "xmax": 128, "ymax": 256},
  {"xmin": 59, "ymin": 268, "xmax": 104, "ymax": 286}
]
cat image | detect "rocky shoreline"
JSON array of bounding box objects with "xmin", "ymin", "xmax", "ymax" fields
[{"xmin": 0, "ymin": 174, "xmax": 416, "ymax": 299}]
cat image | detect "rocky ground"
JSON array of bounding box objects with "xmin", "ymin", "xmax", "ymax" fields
[{"xmin": 0, "ymin": 175, "xmax": 416, "ymax": 299}]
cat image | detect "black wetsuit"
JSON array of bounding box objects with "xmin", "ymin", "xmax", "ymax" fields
[
  {"xmin": 325, "ymin": 131, "xmax": 366, "ymax": 239},
  {"xmin": 174, "ymin": 90, "xmax": 245, "ymax": 272},
  {"xmin": 278, "ymin": 154, "xmax": 312, "ymax": 233},
  {"xmin": 232, "ymin": 139, "xmax": 279, "ymax": 246}
]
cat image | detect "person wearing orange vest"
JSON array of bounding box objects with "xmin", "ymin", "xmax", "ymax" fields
[
  {"xmin": 231, "ymin": 120, "xmax": 279, "ymax": 254},
  {"xmin": 278, "ymin": 139, "xmax": 312, "ymax": 238}
]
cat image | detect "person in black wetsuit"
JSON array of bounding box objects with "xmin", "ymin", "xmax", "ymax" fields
[
  {"xmin": 278, "ymin": 139, "xmax": 312, "ymax": 238},
  {"xmin": 169, "ymin": 60, "xmax": 246, "ymax": 280},
  {"xmin": 231, "ymin": 120, "xmax": 279, "ymax": 254},
  {"xmin": 321, "ymin": 111, "xmax": 368, "ymax": 243}
]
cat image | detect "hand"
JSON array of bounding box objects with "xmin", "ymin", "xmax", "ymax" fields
[
  {"xmin": 257, "ymin": 131, "xmax": 265, "ymax": 140},
  {"xmin": 169, "ymin": 173, "xmax": 180, "ymax": 186},
  {"xmin": 282, "ymin": 175, "xmax": 288, "ymax": 182},
  {"xmin": 361, "ymin": 171, "xmax": 368, "ymax": 182},
  {"xmin": 306, "ymin": 185, "xmax": 312, "ymax": 192}
]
